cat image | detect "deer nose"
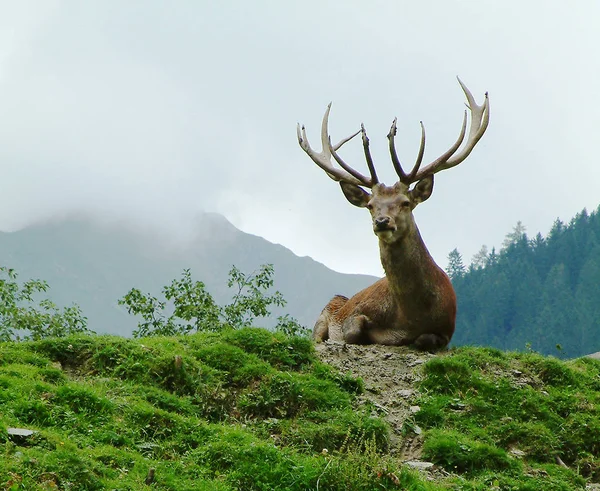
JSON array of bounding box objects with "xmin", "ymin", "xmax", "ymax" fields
[{"xmin": 374, "ymin": 216, "xmax": 390, "ymax": 230}]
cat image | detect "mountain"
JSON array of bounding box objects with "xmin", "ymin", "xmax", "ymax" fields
[
  {"xmin": 450, "ymin": 204, "xmax": 600, "ymax": 358},
  {"xmin": 0, "ymin": 213, "xmax": 378, "ymax": 336}
]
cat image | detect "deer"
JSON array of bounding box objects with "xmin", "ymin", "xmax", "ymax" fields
[{"xmin": 297, "ymin": 78, "xmax": 489, "ymax": 350}]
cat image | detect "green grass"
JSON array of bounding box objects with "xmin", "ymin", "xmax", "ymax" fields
[
  {"xmin": 412, "ymin": 346, "xmax": 600, "ymax": 489},
  {"xmin": 0, "ymin": 329, "xmax": 429, "ymax": 490},
  {"xmin": 1, "ymin": 333, "xmax": 599, "ymax": 489}
]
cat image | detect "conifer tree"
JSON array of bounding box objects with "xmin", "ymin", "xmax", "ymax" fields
[
  {"xmin": 502, "ymin": 221, "xmax": 527, "ymax": 250},
  {"xmin": 449, "ymin": 205, "xmax": 600, "ymax": 358},
  {"xmin": 471, "ymin": 245, "xmax": 489, "ymax": 270},
  {"xmin": 446, "ymin": 248, "xmax": 466, "ymax": 280}
]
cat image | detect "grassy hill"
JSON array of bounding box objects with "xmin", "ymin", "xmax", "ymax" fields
[{"xmin": 2, "ymin": 330, "xmax": 599, "ymax": 489}]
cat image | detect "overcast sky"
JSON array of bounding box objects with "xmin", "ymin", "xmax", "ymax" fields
[{"xmin": 1, "ymin": 1, "xmax": 599, "ymax": 276}]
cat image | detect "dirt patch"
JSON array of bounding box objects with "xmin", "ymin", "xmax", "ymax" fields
[{"xmin": 315, "ymin": 341, "xmax": 437, "ymax": 460}]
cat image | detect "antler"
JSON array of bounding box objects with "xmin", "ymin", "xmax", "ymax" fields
[
  {"xmin": 387, "ymin": 77, "xmax": 490, "ymax": 184},
  {"xmin": 297, "ymin": 103, "xmax": 378, "ymax": 188}
]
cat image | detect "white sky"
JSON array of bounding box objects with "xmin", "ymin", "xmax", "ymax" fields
[{"xmin": 1, "ymin": 1, "xmax": 599, "ymax": 276}]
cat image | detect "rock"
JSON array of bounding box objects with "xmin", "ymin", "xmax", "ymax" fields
[
  {"xmin": 450, "ymin": 400, "xmax": 466, "ymax": 410},
  {"xmin": 7, "ymin": 428, "xmax": 36, "ymax": 438},
  {"xmin": 398, "ymin": 389, "xmax": 414, "ymax": 398},
  {"xmin": 372, "ymin": 401, "xmax": 389, "ymax": 414},
  {"xmin": 404, "ymin": 460, "xmax": 435, "ymax": 470},
  {"xmin": 409, "ymin": 405, "xmax": 420, "ymax": 414}
]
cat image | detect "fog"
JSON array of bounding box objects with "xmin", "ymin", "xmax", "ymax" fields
[{"xmin": 1, "ymin": 1, "xmax": 599, "ymax": 275}]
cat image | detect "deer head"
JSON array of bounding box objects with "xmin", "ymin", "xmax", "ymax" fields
[{"xmin": 297, "ymin": 78, "xmax": 490, "ymax": 245}]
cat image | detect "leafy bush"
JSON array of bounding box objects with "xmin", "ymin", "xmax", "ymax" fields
[
  {"xmin": 119, "ymin": 264, "xmax": 308, "ymax": 337},
  {"xmin": 0, "ymin": 266, "xmax": 91, "ymax": 341}
]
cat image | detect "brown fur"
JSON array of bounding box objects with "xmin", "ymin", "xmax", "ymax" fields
[{"xmin": 313, "ymin": 181, "xmax": 456, "ymax": 351}]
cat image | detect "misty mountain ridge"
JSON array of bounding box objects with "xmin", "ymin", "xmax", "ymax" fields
[{"xmin": 0, "ymin": 212, "xmax": 378, "ymax": 335}]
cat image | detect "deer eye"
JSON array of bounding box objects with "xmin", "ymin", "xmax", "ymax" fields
[
  {"xmin": 400, "ymin": 201, "xmax": 411, "ymax": 208},
  {"xmin": 366, "ymin": 202, "xmax": 374, "ymax": 210}
]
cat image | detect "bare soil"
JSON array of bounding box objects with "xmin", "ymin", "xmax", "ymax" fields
[{"xmin": 314, "ymin": 341, "xmax": 437, "ymax": 461}]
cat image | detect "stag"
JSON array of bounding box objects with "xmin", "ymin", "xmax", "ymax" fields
[{"xmin": 297, "ymin": 78, "xmax": 489, "ymax": 350}]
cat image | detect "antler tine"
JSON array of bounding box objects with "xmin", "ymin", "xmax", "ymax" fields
[
  {"xmin": 388, "ymin": 118, "xmax": 428, "ymax": 184},
  {"xmin": 297, "ymin": 103, "xmax": 373, "ymax": 187},
  {"xmin": 361, "ymin": 124, "xmax": 378, "ymax": 185},
  {"xmin": 406, "ymin": 121, "xmax": 426, "ymax": 181},
  {"xmin": 387, "ymin": 118, "xmax": 409, "ymax": 182},
  {"xmin": 445, "ymin": 77, "xmax": 490, "ymax": 165},
  {"xmin": 413, "ymin": 111, "xmax": 468, "ymax": 179},
  {"xmin": 411, "ymin": 78, "xmax": 489, "ymax": 181},
  {"xmin": 329, "ymin": 135, "xmax": 374, "ymax": 185}
]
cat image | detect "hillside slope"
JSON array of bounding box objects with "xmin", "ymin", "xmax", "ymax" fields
[
  {"xmin": 0, "ymin": 214, "xmax": 377, "ymax": 335},
  {"xmin": 2, "ymin": 331, "xmax": 598, "ymax": 489}
]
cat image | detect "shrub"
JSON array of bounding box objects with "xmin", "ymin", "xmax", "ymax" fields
[
  {"xmin": 0, "ymin": 266, "xmax": 91, "ymax": 341},
  {"xmin": 119, "ymin": 264, "xmax": 307, "ymax": 337}
]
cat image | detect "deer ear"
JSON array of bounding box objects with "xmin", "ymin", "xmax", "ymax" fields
[
  {"xmin": 410, "ymin": 175, "xmax": 434, "ymax": 205},
  {"xmin": 340, "ymin": 182, "xmax": 371, "ymax": 208}
]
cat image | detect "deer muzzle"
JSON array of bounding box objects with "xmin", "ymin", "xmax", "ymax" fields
[{"xmin": 374, "ymin": 216, "xmax": 393, "ymax": 231}]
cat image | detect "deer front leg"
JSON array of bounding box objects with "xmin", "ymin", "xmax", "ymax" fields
[
  {"xmin": 313, "ymin": 295, "xmax": 349, "ymax": 342},
  {"xmin": 413, "ymin": 333, "xmax": 450, "ymax": 351},
  {"xmin": 312, "ymin": 315, "xmax": 329, "ymax": 342},
  {"xmin": 341, "ymin": 314, "xmax": 373, "ymax": 344}
]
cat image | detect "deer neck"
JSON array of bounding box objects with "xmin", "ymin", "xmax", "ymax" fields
[{"xmin": 379, "ymin": 226, "xmax": 439, "ymax": 299}]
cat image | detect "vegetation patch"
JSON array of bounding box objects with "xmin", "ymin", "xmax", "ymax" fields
[
  {"xmin": 1, "ymin": 330, "xmax": 427, "ymax": 490},
  {"xmin": 2, "ymin": 332, "xmax": 599, "ymax": 489},
  {"xmin": 413, "ymin": 347, "xmax": 597, "ymax": 489},
  {"xmin": 449, "ymin": 206, "xmax": 600, "ymax": 359}
]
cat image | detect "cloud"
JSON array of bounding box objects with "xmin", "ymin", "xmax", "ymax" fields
[{"xmin": 1, "ymin": 1, "xmax": 599, "ymax": 275}]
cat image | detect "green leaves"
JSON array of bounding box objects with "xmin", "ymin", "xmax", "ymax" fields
[
  {"xmin": 166, "ymin": 269, "xmax": 221, "ymax": 333},
  {"xmin": 119, "ymin": 264, "xmax": 307, "ymax": 337},
  {"xmin": 223, "ymin": 264, "xmax": 284, "ymax": 329},
  {"xmin": 0, "ymin": 266, "xmax": 90, "ymax": 341}
]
